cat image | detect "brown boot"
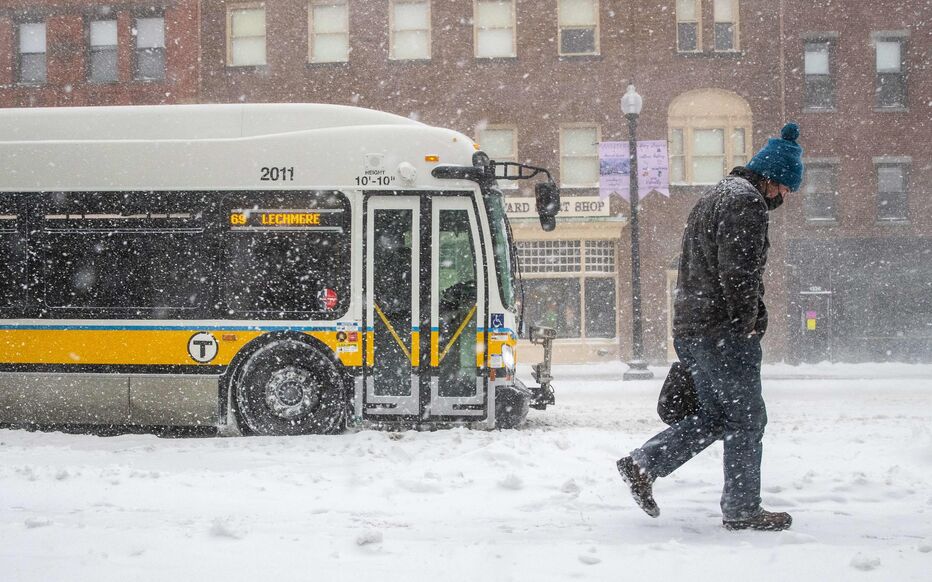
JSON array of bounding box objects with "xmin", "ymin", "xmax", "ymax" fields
[
  {"xmin": 723, "ymin": 509, "xmax": 793, "ymax": 531},
  {"xmin": 616, "ymin": 457, "xmax": 659, "ymax": 518}
]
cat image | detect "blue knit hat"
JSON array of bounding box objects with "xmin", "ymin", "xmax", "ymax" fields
[{"xmin": 746, "ymin": 123, "xmax": 805, "ymax": 191}]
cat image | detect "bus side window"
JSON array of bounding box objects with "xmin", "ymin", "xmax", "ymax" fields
[{"xmin": 0, "ymin": 200, "xmax": 26, "ymax": 314}]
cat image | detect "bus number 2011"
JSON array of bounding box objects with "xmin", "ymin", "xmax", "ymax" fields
[{"xmin": 260, "ymin": 166, "xmax": 295, "ymax": 181}]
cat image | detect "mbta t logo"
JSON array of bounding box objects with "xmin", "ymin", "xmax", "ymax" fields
[
  {"xmin": 318, "ymin": 288, "xmax": 338, "ymax": 310},
  {"xmin": 187, "ymin": 332, "xmax": 219, "ymax": 364}
]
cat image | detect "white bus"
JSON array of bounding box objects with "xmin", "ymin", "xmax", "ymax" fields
[{"xmin": 0, "ymin": 104, "xmax": 559, "ymax": 435}]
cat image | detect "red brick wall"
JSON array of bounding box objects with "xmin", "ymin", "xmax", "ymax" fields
[{"xmin": 0, "ymin": 0, "xmax": 199, "ymax": 107}]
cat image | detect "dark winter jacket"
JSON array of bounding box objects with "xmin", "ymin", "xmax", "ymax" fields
[{"xmin": 672, "ymin": 167, "xmax": 771, "ymax": 338}]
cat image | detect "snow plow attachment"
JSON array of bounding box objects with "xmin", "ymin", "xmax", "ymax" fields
[{"xmin": 528, "ymin": 326, "xmax": 556, "ymax": 410}]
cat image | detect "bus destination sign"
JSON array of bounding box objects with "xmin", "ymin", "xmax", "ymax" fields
[{"xmin": 229, "ymin": 209, "xmax": 343, "ymax": 230}]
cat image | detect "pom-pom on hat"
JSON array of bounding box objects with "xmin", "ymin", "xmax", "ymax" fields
[{"xmin": 746, "ymin": 122, "xmax": 805, "ymax": 191}]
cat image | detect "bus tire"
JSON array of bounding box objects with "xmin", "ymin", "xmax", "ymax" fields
[{"xmin": 234, "ymin": 339, "xmax": 346, "ymax": 436}]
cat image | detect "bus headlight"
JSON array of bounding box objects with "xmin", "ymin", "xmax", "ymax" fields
[{"xmin": 501, "ymin": 344, "xmax": 516, "ymax": 372}]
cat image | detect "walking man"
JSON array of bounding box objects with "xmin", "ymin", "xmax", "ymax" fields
[{"xmin": 617, "ymin": 123, "xmax": 804, "ymax": 531}]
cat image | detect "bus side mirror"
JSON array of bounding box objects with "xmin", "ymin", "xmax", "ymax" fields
[{"xmin": 535, "ymin": 182, "xmax": 560, "ymax": 232}]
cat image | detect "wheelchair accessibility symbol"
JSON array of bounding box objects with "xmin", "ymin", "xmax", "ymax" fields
[{"xmin": 490, "ymin": 313, "xmax": 505, "ymax": 329}]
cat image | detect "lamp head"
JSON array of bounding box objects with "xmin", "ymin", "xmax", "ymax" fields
[{"xmin": 621, "ymin": 84, "xmax": 643, "ymax": 116}]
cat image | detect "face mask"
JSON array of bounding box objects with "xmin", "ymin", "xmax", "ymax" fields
[{"xmin": 766, "ymin": 193, "xmax": 785, "ymax": 210}]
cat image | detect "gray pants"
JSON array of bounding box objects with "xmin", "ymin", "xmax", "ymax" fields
[{"xmin": 631, "ymin": 334, "xmax": 767, "ymax": 520}]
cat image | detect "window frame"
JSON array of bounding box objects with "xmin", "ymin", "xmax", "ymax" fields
[
  {"xmin": 803, "ymin": 38, "xmax": 835, "ymax": 111},
  {"xmin": 515, "ymin": 239, "xmax": 617, "ymax": 340},
  {"xmin": 308, "ymin": 0, "xmax": 350, "ymax": 64},
  {"xmin": 669, "ymin": 125, "xmax": 751, "ymax": 185},
  {"xmin": 390, "ymin": 0, "xmax": 431, "ymax": 61},
  {"xmin": 133, "ymin": 14, "xmax": 166, "ymax": 82},
  {"xmin": 557, "ymin": 0, "xmax": 600, "ymax": 57},
  {"xmin": 874, "ymin": 157, "xmax": 910, "ymax": 223},
  {"xmin": 668, "ymin": 90, "xmax": 753, "ymax": 186},
  {"xmin": 872, "ymin": 32, "xmax": 908, "ymax": 111},
  {"xmin": 15, "ymin": 20, "xmax": 47, "ymax": 85},
  {"xmin": 226, "ymin": 2, "xmax": 268, "ymax": 68},
  {"xmin": 473, "ymin": 0, "xmax": 517, "ymax": 59},
  {"xmin": 87, "ymin": 18, "xmax": 119, "ymax": 84},
  {"xmin": 559, "ymin": 124, "xmax": 601, "ymax": 189},
  {"xmin": 675, "ymin": 0, "xmax": 701, "ymax": 53},
  {"xmin": 712, "ymin": 0, "xmax": 740, "ymax": 53},
  {"xmin": 802, "ymin": 160, "xmax": 839, "ymax": 223},
  {"xmin": 477, "ymin": 124, "xmax": 519, "ymax": 189}
]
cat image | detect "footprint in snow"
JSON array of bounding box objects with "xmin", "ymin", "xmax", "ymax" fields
[
  {"xmin": 209, "ymin": 519, "xmax": 242, "ymax": 540},
  {"xmin": 24, "ymin": 518, "xmax": 52, "ymax": 529},
  {"xmin": 578, "ymin": 555, "xmax": 601, "ymax": 565},
  {"xmin": 850, "ymin": 554, "xmax": 881, "ymax": 571},
  {"xmin": 498, "ymin": 474, "xmax": 523, "ymax": 490},
  {"xmin": 356, "ymin": 530, "xmax": 383, "ymax": 546}
]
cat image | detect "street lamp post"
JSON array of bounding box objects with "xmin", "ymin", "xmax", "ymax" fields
[{"xmin": 621, "ymin": 85, "xmax": 654, "ymax": 381}]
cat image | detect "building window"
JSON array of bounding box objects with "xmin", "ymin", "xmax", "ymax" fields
[
  {"xmin": 804, "ymin": 40, "xmax": 834, "ymax": 109},
  {"xmin": 558, "ymin": 0, "xmax": 598, "ymax": 56},
  {"xmin": 875, "ymin": 36, "xmax": 906, "ymax": 109},
  {"xmin": 516, "ymin": 240, "xmax": 616, "ymax": 339},
  {"xmin": 713, "ymin": 0, "xmax": 738, "ymax": 51},
  {"xmin": 518, "ymin": 240, "xmax": 581, "ymax": 273},
  {"xmin": 17, "ymin": 22, "xmax": 46, "ymax": 84},
  {"xmin": 227, "ymin": 4, "xmax": 267, "ymax": 66},
  {"xmin": 668, "ymin": 89, "xmax": 753, "ymax": 185},
  {"xmin": 875, "ymin": 160, "xmax": 909, "ymax": 222},
  {"xmin": 134, "ymin": 17, "xmax": 165, "ymax": 81},
  {"xmin": 391, "ymin": 0, "xmax": 430, "ymax": 60},
  {"xmin": 89, "ymin": 20, "xmax": 118, "ymax": 83},
  {"xmin": 803, "ymin": 163, "xmax": 837, "ymax": 222},
  {"xmin": 675, "ymin": 0, "xmax": 700, "ymax": 52},
  {"xmin": 560, "ymin": 125, "xmax": 600, "ymax": 188},
  {"xmin": 478, "ymin": 125, "xmax": 518, "ymax": 187},
  {"xmin": 474, "ymin": 0, "xmax": 515, "ymax": 58},
  {"xmin": 309, "ymin": 0, "xmax": 349, "ymax": 63},
  {"xmin": 478, "ymin": 126, "xmax": 516, "ymax": 162}
]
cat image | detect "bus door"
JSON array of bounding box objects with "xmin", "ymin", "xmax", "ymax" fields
[
  {"xmin": 364, "ymin": 196, "xmax": 422, "ymax": 419},
  {"xmin": 428, "ymin": 197, "xmax": 486, "ymax": 420}
]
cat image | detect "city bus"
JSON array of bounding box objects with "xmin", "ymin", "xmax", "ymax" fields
[{"xmin": 0, "ymin": 104, "xmax": 559, "ymax": 435}]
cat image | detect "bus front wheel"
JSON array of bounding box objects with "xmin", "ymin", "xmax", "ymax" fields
[{"xmin": 234, "ymin": 339, "xmax": 346, "ymax": 436}]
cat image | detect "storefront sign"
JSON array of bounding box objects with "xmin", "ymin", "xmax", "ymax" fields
[{"xmin": 504, "ymin": 196, "xmax": 610, "ymax": 219}]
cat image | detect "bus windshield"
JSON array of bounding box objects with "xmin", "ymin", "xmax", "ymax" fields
[{"xmin": 484, "ymin": 188, "xmax": 516, "ymax": 311}]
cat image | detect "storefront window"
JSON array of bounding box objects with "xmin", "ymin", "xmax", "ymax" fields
[{"xmin": 516, "ymin": 240, "xmax": 616, "ymax": 339}]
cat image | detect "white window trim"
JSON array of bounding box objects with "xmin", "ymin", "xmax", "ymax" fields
[
  {"xmin": 226, "ymin": 2, "xmax": 267, "ymax": 67},
  {"xmin": 873, "ymin": 156, "xmax": 911, "ymax": 223},
  {"xmin": 712, "ymin": 0, "xmax": 740, "ymax": 52},
  {"xmin": 308, "ymin": 0, "xmax": 350, "ymax": 63},
  {"xmin": 88, "ymin": 19, "xmax": 119, "ymax": 83},
  {"xmin": 801, "ymin": 160, "xmax": 839, "ymax": 223},
  {"xmin": 473, "ymin": 0, "xmax": 517, "ymax": 59},
  {"xmin": 477, "ymin": 124, "xmax": 518, "ymax": 188},
  {"xmin": 133, "ymin": 16, "xmax": 166, "ymax": 81},
  {"xmin": 559, "ymin": 123, "xmax": 601, "ymax": 189},
  {"xmin": 16, "ymin": 21, "xmax": 47, "ymax": 85},
  {"xmin": 557, "ymin": 0, "xmax": 600, "ymax": 56},
  {"xmin": 668, "ymin": 124, "xmax": 752, "ymax": 186},
  {"xmin": 390, "ymin": 0, "xmax": 431, "ymax": 61},
  {"xmin": 477, "ymin": 124, "xmax": 518, "ymax": 161},
  {"xmin": 516, "ymin": 239, "xmax": 618, "ymax": 340},
  {"xmin": 675, "ymin": 0, "xmax": 701, "ymax": 53}
]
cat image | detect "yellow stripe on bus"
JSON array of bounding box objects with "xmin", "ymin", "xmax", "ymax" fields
[{"xmin": 0, "ymin": 330, "xmax": 363, "ymax": 367}]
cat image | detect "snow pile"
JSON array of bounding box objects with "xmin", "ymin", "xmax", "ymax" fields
[{"xmin": 1, "ymin": 362, "xmax": 930, "ymax": 581}]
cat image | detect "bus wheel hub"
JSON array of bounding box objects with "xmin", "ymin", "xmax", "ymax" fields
[{"xmin": 265, "ymin": 367, "xmax": 318, "ymax": 420}]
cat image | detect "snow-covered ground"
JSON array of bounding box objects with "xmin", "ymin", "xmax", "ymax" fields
[{"xmin": 2, "ymin": 362, "xmax": 931, "ymax": 581}]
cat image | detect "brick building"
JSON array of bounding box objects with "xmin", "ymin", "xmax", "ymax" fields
[
  {"xmin": 2, "ymin": 0, "xmax": 929, "ymax": 363},
  {"xmin": 0, "ymin": 0, "xmax": 199, "ymax": 106}
]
